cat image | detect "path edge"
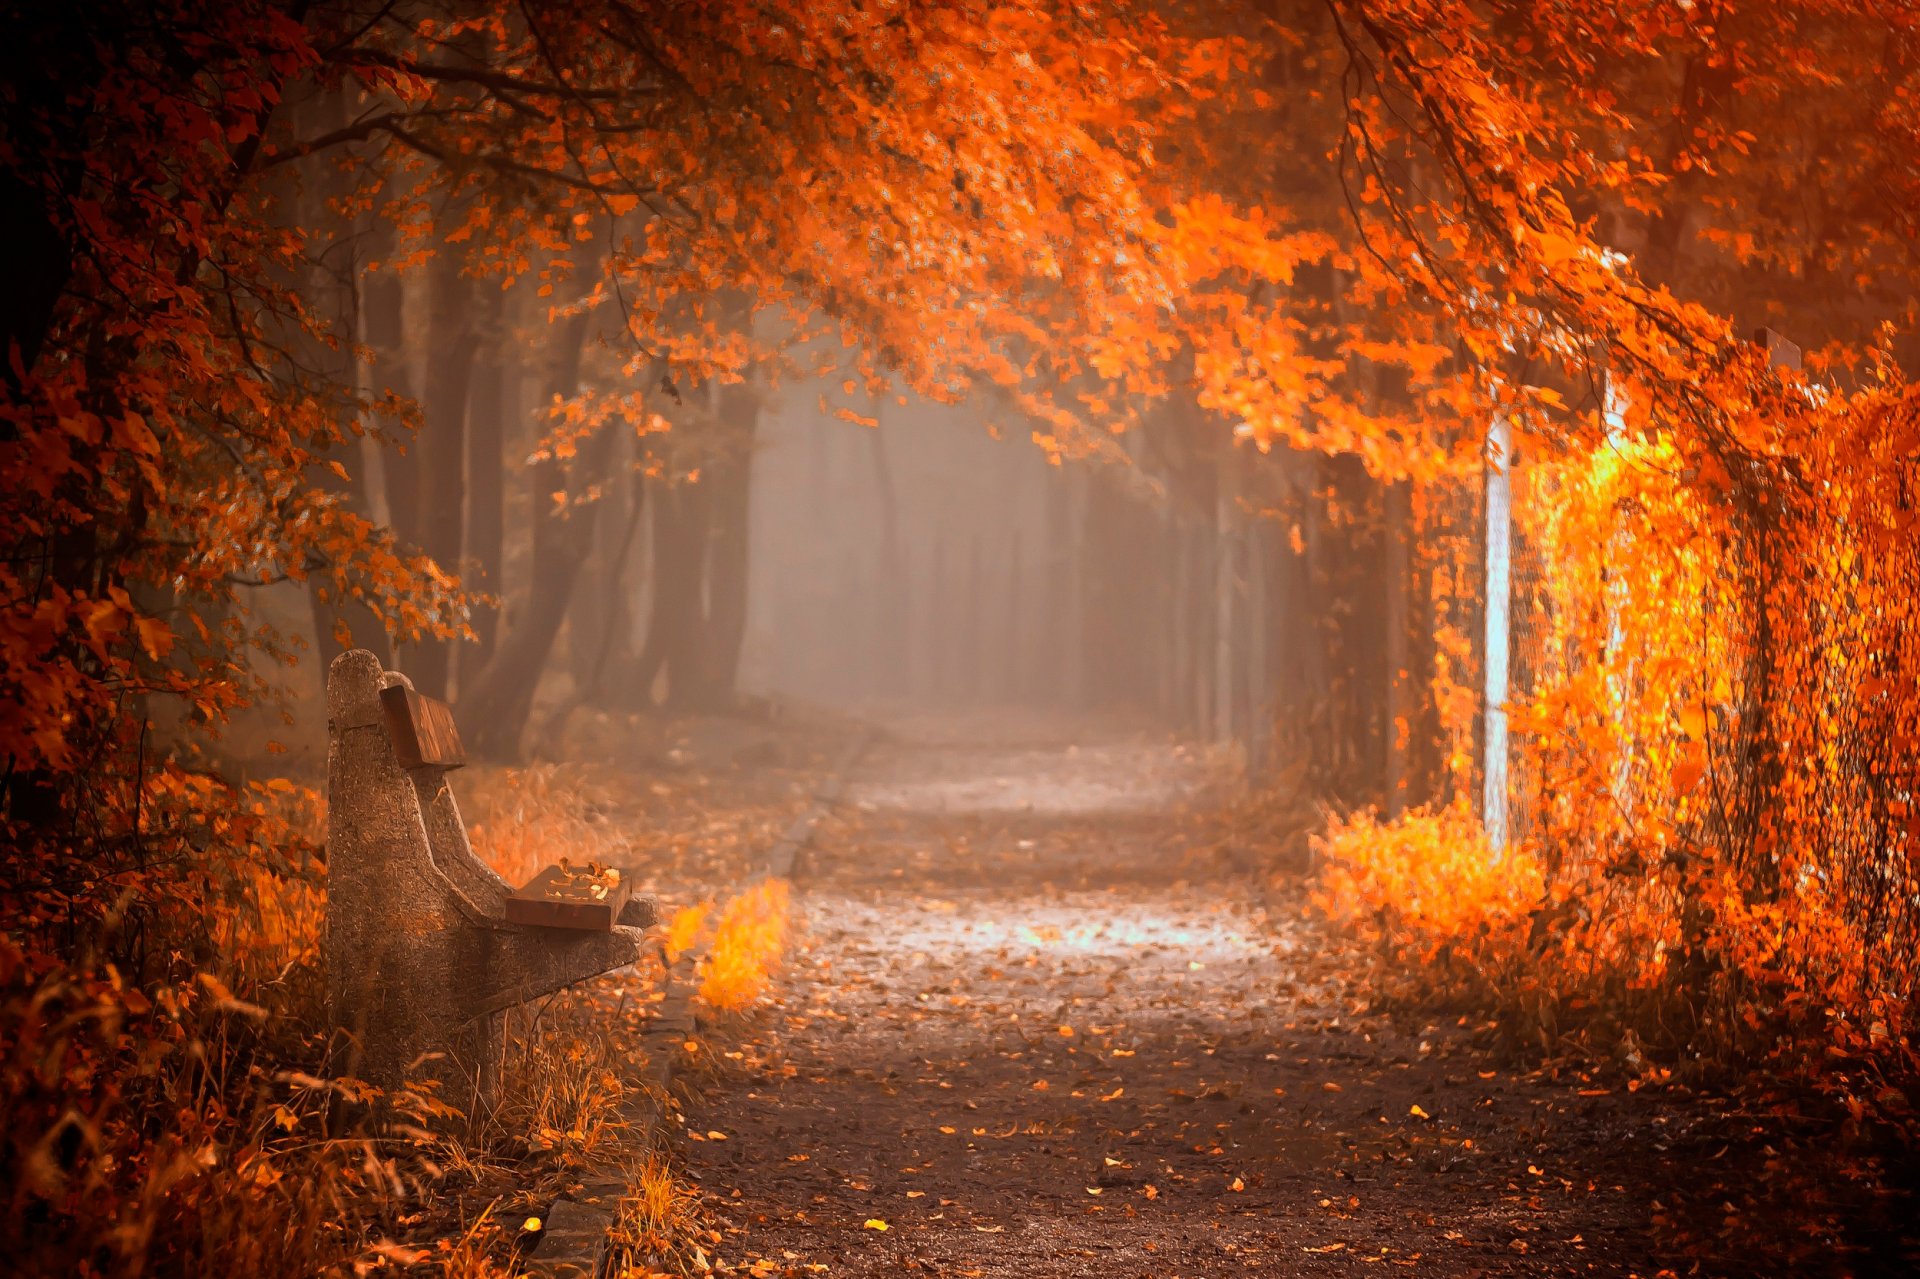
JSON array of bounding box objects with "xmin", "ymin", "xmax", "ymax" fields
[{"xmin": 523, "ymin": 723, "xmax": 873, "ymax": 1277}]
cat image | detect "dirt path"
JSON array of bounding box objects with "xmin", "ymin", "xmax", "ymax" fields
[{"xmin": 682, "ymin": 721, "xmax": 1670, "ymax": 1277}]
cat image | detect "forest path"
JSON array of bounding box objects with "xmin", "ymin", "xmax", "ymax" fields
[{"xmin": 681, "ymin": 718, "xmax": 1661, "ymax": 1277}]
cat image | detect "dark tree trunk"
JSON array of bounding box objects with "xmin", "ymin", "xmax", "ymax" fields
[
  {"xmin": 867, "ymin": 417, "xmax": 907, "ymax": 696},
  {"xmin": 650, "ymin": 475, "xmax": 713, "ymax": 709},
  {"xmin": 0, "ymin": 173, "xmax": 72, "ymax": 395},
  {"xmin": 300, "ymin": 91, "xmax": 389, "ymax": 671},
  {"xmin": 363, "ymin": 267, "xmax": 417, "ymax": 532},
  {"xmin": 585, "ymin": 469, "xmax": 648, "ymax": 695},
  {"xmin": 408, "ymin": 246, "xmax": 479, "ymax": 698},
  {"xmin": 624, "ymin": 475, "xmax": 673, "ymax": 707},
  {"xmin": 624, "ymin": 373, "xmax": 760, "ymax": 713},
  {"xmin": 566, "ymin": 428, "xmax": 633, "ymax": 691},
  {"xmin": 465, "ymin": 289, "xmax": 510, "ymax": 679},
  {"xmin": 533, "ymin": 468, "xmax": 647, "ymax": 750},
  {"xmin": 0, "ymin": 33, "xmax": 88, "ymax": 396},
  {"xmin": 459, "ymin": 307, "xmax": 610, "ymax": 760},
  {"xmin": 700, "ymin": 383, "xmax": 757, "ymax": 708}
]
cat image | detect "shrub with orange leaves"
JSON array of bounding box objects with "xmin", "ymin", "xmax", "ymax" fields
[
  {"xmin": 0, "ymin": 775, "xmax": 434, "ymax": 1276},
  {"xmin": 666, "ymin": 902, "xmax": 714, "ymax": 965},
  {"xmin": 697, "ymin": 880, "xmax": 792, "ymax": 1015},
  {"xmin": 1330, "ymin": 368, "xmax": 1920, "ymax": 1113},
  {"xmin": 1315, "ymin": 802, "xmax": 1541, "ymax": 968}
]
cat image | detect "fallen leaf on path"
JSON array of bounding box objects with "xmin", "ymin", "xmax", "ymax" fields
[{"xmin": 862, "ymin": 1219, "xmax": 889, "ymax": 1232}]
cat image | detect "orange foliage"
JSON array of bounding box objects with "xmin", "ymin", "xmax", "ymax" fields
[
  {"xmin": 698, "ymin": 880, "xmax": 792, "ymax": 1015},
  {"xmin": 8, "ymin": 0, "xmax": 1920, "ymax": 1263},
  {"xmin": 6, "ymin": 3, "xmax": 1182, "ymax": 1257},
  {"xmin": 665, "ymin": 902, "xmax": 714, "ymax": 966},
  {"xmin": 1316, "ymin": 803, "xmax": 1542, "ymax": 971},
  {"xmin": 1326, "ymin": 373, "xmax": 1920, "ymax": 1107},
  {"xmin": 0, "ymin": 778, "xmax": 456, "ymax": 1274}
]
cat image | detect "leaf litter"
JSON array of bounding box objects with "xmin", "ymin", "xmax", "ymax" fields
[{"xmin": 666, "ymin": 719, "xmax": 1759, "ymax": 1277}]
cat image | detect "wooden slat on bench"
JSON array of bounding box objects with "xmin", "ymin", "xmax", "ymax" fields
[
  {"xmin": 505, "ymin": 863, "xmax": 635, "ymax": 931},
  {"xmin": 380, "ymin": 683, "xmax": 465, "ymax": 769}
]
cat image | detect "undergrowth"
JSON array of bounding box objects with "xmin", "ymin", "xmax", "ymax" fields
[
  {"xmin": 698, "ymin": 879, "xmax": 791, "ymax": 1014},
  {"xmin": 0, "ymin": 759, "xmax": 783, "ymax": 1277},
  {"xmin": 1307, "ymin": 432, "xmax": 1920, "ymax": 1155},
  {"xmin": 1311, "ymin": 801, "xmax": 1920, "ymax": 1146}
]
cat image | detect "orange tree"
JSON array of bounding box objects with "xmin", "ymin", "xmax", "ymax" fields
[
  {"xmin": 1291, "ymin": 0, "xmax": 1920, "ymax": 1091},
  {"xmin": 1102, "ymin": 0, "xmax": 1920, "ymax": 1111},
  {"xmin": 286, "ymin": 1, "xmax": 1218, "ymax": 745}
]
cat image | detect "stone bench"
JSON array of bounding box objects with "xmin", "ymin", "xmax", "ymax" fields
[{"xmin": 324, "ymin": 649, "xmax": 659, "ymax": 1114}]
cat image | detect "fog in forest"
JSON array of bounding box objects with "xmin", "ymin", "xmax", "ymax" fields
[
  {"xmin": 238, "ymin": 321, "xmax": 1322, "ymax": 779},
  {"xmin": 741, "ymin": 388, "xmax": 1059, "ymax": 713}
]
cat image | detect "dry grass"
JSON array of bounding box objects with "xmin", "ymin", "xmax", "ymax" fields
[
  {"xmin": 2, "ymin": 743, "xmax": 801, "ymax": 1277},
  {"xmin": 462, "ymin": 763, "xmax": 633, "ymax": 887},
  {"xmin": 607, "ymin": 1151, "xmax": 700, "ymax": 1272}
]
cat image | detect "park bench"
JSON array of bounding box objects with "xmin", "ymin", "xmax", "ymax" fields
[{"xmin": 324, "ymin": 649, "xmax": 660, "ymax": 1114}]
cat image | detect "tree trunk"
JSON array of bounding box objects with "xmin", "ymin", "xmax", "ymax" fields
[
  {"xmin": 532, "ymin": 469, "xmax": 647, "ymax": 752},
  {"xmin": 459, "ymin": 306, "xmax": 608, "ymax": 760},
  {"xmin": 651, "ymin": 475, "xmax": 713, "ymax": 709},
  {"xmin": 364, "ymin": 263, "xmax": 418, "ymax": 542},
  {"xmin": 465, "ymin": 287, "xmax": 511, "ymax": 678},
  {"xmin": 627, "ymin": 373, "xmax": 760, "ymax": 714},
  {"xmin": 566, "ymin": 423, "xmax": 635, "ymax": 690},
  {"xmin": 0, "ymin": 172, "xmax": 72, "ymax": 395},
  {"xmin": 301, "ymin": 91, "xmax": 389, "ymax": 671},
  {"xmin": 700, "ymin": 383, "xmax": 758, "ymax": 709},
  {"xmin": 407, "ymin": 244, "xmax": 479, "ymax": 698},
  {"xmin": 867, "ymin": 415, "xmax": 906, "ymax": 697},
  {"xmin": 585, "ymin": 468, "xmax": 648, "ymax": 697},
  {"xmin": 1383, "ymin": 479, "xmax": 1413, "ymax": 816},
  {"xmin": 1004, "ymin": 531, "xmax": 1024, "ymax": 701}
]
